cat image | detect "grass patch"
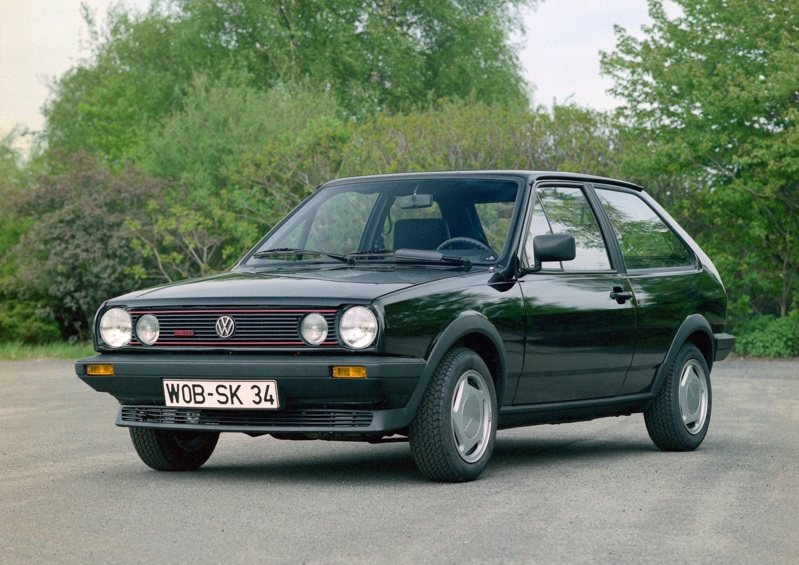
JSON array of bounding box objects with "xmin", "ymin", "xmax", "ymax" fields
[{"xmin": 0, "ymin": 342, "xmax": 95, "ymax": 360}]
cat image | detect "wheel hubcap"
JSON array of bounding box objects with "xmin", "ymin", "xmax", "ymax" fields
[
  {"xmin": 678, "ymin": 360, "xmax": 708, "ymax": 435},
  {"xmin": 451, "ymin": 369, "xmax": 492, "ymax": 463}
]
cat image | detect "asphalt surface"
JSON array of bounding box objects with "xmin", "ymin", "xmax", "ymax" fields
[{"xmin": 1, "ymin": 358, "xmax": 797, "ymax": 564}]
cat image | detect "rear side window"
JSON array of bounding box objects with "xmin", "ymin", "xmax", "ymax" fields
[{"xmin": 595, "ymin": 188, "xmax": 694, "ymax": 270}]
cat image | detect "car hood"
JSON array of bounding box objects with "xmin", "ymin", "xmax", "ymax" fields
[{"xmin": 109, "ymin": 266, "xmax": 468, "ymax": 306}]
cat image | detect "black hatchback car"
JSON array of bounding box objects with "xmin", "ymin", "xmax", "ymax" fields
[{"xmin": 76, "ymin": 171, "xmax": 734, "ymax": 482}]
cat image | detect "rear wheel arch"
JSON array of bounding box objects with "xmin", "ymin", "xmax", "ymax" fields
[
  {"xmin": 645, "ymin": 341, "xmax": 711, "ymax": 450},
  {"xmin": 686, "ymin": 329, "xmax": 713, "ymax": 370},
  {"xmin": 651, "ymin": 314, "xmax": 715, "ymax": 398}
]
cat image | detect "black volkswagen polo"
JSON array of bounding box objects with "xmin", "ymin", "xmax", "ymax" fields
[{"xmin": 76, "ymin": 171, "xmax": 734, "ymax": 482}]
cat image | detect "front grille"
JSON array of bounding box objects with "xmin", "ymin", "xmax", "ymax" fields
[
  {"xmin": 128, "ymin": 308, "xmax": 338, "ymax": 348},
  {"xmin": 120, "ymin": 406, "xmax": 374, "ymax": 429}
]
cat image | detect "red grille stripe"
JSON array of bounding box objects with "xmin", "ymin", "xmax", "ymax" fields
[{"xmin": 129, "ymin": 309, "xmax": 337, "ymax": 315}]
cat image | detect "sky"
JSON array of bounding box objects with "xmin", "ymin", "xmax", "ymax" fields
[{"xmin": 0, "ymin": 0, "xmax": 656, "ymax": 153}]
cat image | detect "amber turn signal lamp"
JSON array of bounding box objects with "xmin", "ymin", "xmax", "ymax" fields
[
  {"xmin": 86, "ymin": 364, "xmax": 114, "ymax": 376},
  {"xmin": 331, "ymin": 366, "xmax": 367, "ymax": 379}
]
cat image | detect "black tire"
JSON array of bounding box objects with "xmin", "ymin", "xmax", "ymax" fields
[
  {"xmin": 409, "ymin": 348, "xmax": 498, "ymax": 482},
  {"xmin": 645, "ymin": 343, "xmax": 712, "ymax": 451},
  {"xmin": 129, "ymin": 428, "xmax": 219, "ymax": 471}
]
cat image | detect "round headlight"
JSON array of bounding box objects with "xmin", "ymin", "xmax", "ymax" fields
[
  {"xmin": 339, "ymin": 306, "xmax": 378, "ymax": 349},
  {"xmin": 301, "ymin": 313, "xmax": 328, "ymax": 346},
  {"xmin": 136, "ymin": 314, "xmax": 160, "ymax": 346},
  {"xmin": 99, "ymin": 308, "xmax": 132, "ymax": 348}
]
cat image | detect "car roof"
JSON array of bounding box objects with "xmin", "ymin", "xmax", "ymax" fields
[{"xmin": 321, "ymin": 171, "xmax": 644, "ymax": 192}]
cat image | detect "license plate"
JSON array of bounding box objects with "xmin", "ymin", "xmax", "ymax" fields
[{"xmin": 163, "ymin": 380, "xmax": 279, "ymax": 409}]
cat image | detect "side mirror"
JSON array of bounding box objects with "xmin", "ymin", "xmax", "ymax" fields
[{"xmin": 530, "ymin": 233, "xmax": 576, "ymax": 272}]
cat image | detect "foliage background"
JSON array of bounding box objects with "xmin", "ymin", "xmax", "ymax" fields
[{"xmin": 1, "ymin": 0, "xmax": 796, "ymax": 356}]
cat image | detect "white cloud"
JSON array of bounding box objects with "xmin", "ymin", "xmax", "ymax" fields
[{"xmin": 519, "ymin": 0, "xmax": 652, "ymax": 110}]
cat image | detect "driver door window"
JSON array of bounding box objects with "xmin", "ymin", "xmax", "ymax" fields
[{"xmin": 524, "ymin": 185, "xmax": 612, "ymax": 271}]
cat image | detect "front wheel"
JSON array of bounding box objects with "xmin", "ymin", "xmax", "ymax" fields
[
  {"xmin": 645, "ymin": 343, "xmax": 711, "ymax": 451},
  {"xmin": 409, "ymin": 348, "xmax": 497, "ymax": 482},
  {"xmin": 129, "ymin": 428, "xmax": 219, "ymax": 471}
]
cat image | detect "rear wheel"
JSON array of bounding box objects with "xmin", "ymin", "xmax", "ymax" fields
[
  {"xmin": 409, "ymin": 348, "xmax": 497, "ymax": 482},
  {"xmin": 645, "ymin": 343, "xmax": 711, "ymax": 451},
  {"xmin": 129, "ymin": 428, "xmax": 219, "ymax": 471}
]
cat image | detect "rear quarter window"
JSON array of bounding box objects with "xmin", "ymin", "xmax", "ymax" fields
[{"xmin": 595, "ymin": 188, "xmax": 694, "ymax": 270}]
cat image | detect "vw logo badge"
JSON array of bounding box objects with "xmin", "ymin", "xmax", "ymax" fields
[{"xmin": 215, "ymin": 315, "xmax": 236, "ymax": 339}]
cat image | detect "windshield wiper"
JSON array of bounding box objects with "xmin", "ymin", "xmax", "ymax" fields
[
  {"xmin": 393, "ymin": 248, "xmax": 471, "ymax": 268},
  {"xmin": 252, "ymin": 247, "xmax": 352, "ymax": 264},
  {"xmin": 345, "ymin": 250, "xmax": 394, "ymax": 261},
  {"xmin": 251, "ymin": 247, "xmax": 470, "ymax": 268}
]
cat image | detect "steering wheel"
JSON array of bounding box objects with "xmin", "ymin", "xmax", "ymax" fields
[{"xmin": 437, "ymin": 237, "xmax": 495, "ymax": 254}]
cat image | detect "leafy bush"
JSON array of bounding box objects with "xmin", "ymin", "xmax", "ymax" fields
[
  {"xmin": 0, "ymin": 301, "xmax": 61, "ymax": 344},
  {"xmin": 735, "ymin": 314, "xmax": 799, "ymax": 358},
  {"xmin": 7, "ymin": 154, "xmax": 168, "ymax": 339}
]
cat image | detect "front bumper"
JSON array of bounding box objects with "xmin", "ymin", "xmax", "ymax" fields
[{"xmin": 76, "ymin": 353, "xmax": 426, "ymax": 436}]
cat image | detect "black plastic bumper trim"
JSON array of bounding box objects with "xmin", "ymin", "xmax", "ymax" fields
[{"xmin": 714, "ymin": 332, "xmax": 735, "ymax": 361}]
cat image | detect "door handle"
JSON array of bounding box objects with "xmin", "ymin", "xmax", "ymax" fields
[{"xmin": 610, "ymin": 286, "xmax": 633, "ymax": 305}]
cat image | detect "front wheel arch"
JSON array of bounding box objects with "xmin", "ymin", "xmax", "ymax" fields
[
  {"xmin": 402, "ymin": 313, "xmax": 507, "ymax": 423},
  {"xmin": 409, "ymin": 347, "xmax": 498, "ymax": 481}
]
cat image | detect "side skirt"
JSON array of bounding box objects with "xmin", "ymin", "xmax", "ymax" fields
[{"xmin": 498, "ymin": 393, "xmax": 654, "ymax": 429}]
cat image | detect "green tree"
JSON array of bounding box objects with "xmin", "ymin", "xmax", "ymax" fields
[
  {"xmin": 43, "ymin": 0, "xmax": 535, "ymax": 163},
  {"xmin": 139, "ymin": 74, "xmax": 339, "ymax": 193},
  {"xmin": 602, "ymin": 0, "xmax": 799, "ymax": 319},
  {"xmin": 235, "ymin": 101, "xmax": 620, "ymax": 227},
  {"xmin": 129, "ymin": 75, "xmax": 341, "ymax": 277},
  {"xmin": 42, "ymin": 5, "xmax": 205, "ymax": 162},
  {"xmin": 0, "ymin": 130, "xmax": 33, "ymax": 294}
]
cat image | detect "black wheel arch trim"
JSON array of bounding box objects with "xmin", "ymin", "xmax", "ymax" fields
[
  {"xmin": 649, "ymin": 314, "xmax": 715, "ymax": 402},
  {"xmin": 402, "ymin": 312, "xmax": 507, "ymax": 423}
]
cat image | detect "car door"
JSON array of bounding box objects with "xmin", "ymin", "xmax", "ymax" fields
[
  {"xmin": 592, "ymin": 185, "xmax": 705, "ymax": 395},
  {"xmin": 514, "ymin": 183, "xmax": 637, "ymax": 404}
]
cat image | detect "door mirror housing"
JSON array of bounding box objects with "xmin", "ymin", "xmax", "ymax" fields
[{"xmin": 529, "ymin": 233, "xmax": 576, "ymax": 272}]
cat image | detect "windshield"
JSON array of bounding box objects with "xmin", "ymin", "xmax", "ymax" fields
[{"xmin": 241, "ymin": 177, "xmax": 522, "ymax": 267}]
